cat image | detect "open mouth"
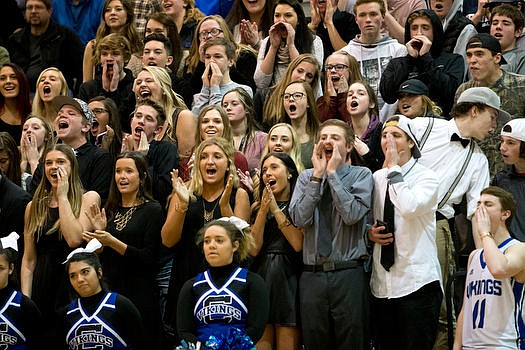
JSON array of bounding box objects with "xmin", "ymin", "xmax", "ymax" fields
[
  {"xmin": 325, "ymin": 148, "xmax": 333, "ymax": 157},
  {"xmin": 288, "ymin": 104, "xmax": 297, "ymax": 113},
  {"xmin": 272, "ymin": 147, "xmax": 283, "ymax": 152},
  {"xmin": 58, "ymin": 120, "xmax": 69, "ymax": 130},
  {"xmin": 434, "ymin": 3, "xmax": 443, "ymax": 9},
  {"xmin": 50, "ymin": 171, "xmax": 58, "ymax": 179},
  {"xmin": 147, "ymin": 62, "xmax": 158, "ymax": 66},
  {"xmin": 106, "ymin": 63, "xmax": 114, "ymax": 71},
  {"xmin": 493, "ymin": 33, "xmax": 503, "ymax": 39},
  {"xmin": 134, "ymin": 126, "xmax": 144, "ymax": 137},
  {"xmin": 206, "ymin": 129, "xmax": 217, "ymax": 135},
  {"xmin": 331, "ymin": 76, "xmax": 340, "ymax": 82},
  {"xmin": 268, "ymin": 179, "xmax": 277, "ymax": 186},
  {"xmin": 139, "ymin": 89, "xmax": 152, "ymax": 98},
  {"xmin": 43, "ymin": 85, "xmax": 52, "ymax": 96},
  {"xmin": 119, "ymin": 181, "xmax": 129, "ymax": 186},
  {"xmin": 206, "ymin": 168, "xmax": 217, "ymax": 175},
  {"xmin": 350, "ymin": 100, "xmax": 358, "ymax": 108}
]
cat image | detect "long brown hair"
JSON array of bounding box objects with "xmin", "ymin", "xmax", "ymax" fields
[
  {"xmin": 26, "ymin": 144, "xmax": 84, "ymax": 241},
  {"xmin": 262, "ymin": 54, "xmax": 321, "ymax": 126},
  {"xmin": 0, "ymin": 63, "xmax": 31, "ymax": 125},
  {"xmin": 94, "ymin": 0, "xmax": 142, "ymax": 55},
  {"xmin": 104, "ymin": 152, "xmax": 154, "ymax": 219}
]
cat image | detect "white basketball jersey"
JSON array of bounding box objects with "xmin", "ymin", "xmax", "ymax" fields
[{"xmin": 462, "ymin": 237, "xmax": 525, "ymax": 349}]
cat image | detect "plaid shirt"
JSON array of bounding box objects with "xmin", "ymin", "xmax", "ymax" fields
[{"xmin": 131, "ymin": 0, "xmax": 162, "ymax": 38}]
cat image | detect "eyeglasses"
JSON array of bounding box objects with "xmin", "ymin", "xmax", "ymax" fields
[
  {"xmin": 199, "ymin": 28, "xmax": 223, "ymax": 40},
  {"xmin": 92, "ymin": 108, "xmax": 108, "ymax": 114},
  {"xmin": 26, "ymin": 4, "xmax": 46, "ymax": 10},
  {"xmin": 325, "ymin": 64, "xmax": 349, "ymax": 72},
  {"xmin": 283, "ymin": 92, "xmax": 305, "ymax": 101}
]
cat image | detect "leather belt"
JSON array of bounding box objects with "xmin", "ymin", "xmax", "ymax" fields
[{"xmin": 303, "ymin": 260, "xmax": 362, "ymax": 272}]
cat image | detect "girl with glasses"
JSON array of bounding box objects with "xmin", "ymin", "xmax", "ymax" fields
[
  {"xmin": 317, "ymin": 51, "xmax": 364, "ymax": 123},
  {"xmin": 281, "ymin": 80, "xmax": 319, "ymax": 169}
]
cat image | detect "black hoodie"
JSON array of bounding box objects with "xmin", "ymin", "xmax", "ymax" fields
[{"xmin": 379, "ymin": 9, "xmax": 465, "ymax": 118}]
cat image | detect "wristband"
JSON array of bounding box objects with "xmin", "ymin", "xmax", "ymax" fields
[{"xmin": 310, "ymin": 175, "xmax": 322, "ymax": 183}]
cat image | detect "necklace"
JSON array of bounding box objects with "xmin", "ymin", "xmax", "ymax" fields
[
  {"xmin": 203, "ymin": 197, "xmax": 220, "ymax": 223},
  {"xmin": 114, "ymin": 202, "xmax": 141, "ymax": 231}
]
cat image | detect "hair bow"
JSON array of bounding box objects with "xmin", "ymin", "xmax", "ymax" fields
[
  {"xmin": 0, "ymin": 232, "xmax": 19, "ymax": 252},
  {"xmin": 218, "ymin": 216, "xmax": 250, "ymax": 231},
  {"xmin": 63, "ymin": 239, "xmax": 102, "ymax": 264}
]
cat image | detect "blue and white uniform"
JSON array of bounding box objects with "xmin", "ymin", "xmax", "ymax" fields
[
  {"xmin": 0, "ymin": 290, "xmax": 32, "ymax": 349},
  {"xmin": 65, "ymin": 292, "xmax": 130, "ymax": 350},
  {"xmin": 462, "ymin": 237, "xmax": 525, "ymax": 349},
  {"xmin": 193, "ymin": 267, "xmax": 249, "ymax": 342}
]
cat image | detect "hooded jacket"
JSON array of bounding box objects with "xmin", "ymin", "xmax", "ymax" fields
[
  {"xmin": 441, "ymin": 0, "xmax": 477, "ymax": 54},
  {"xmin": 379, "ymin": 9, "xmax": 464, "ymax": 118}
]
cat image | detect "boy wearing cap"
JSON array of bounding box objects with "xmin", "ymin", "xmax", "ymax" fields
[
  {"xmin": 29, "ymin": 96, "xmax": 112, "ymax": 204},
  {"xmin": 368, "ymin": 114, "xmax": 442, "ymax": 350},
  {"xmin": 380, "ymin": 9, "xmax": 464, "ymax": 117},
  {"xmin": 493, "ymin": 118, "xmax": 525, "ymax": 240},
  {"xmin": 411, "ymin": 86, "xmax": 501, "ymax": 347},
  {"xmin": 454, "ymin": 186, "xmax": 525, "ymax": 349},
  {"xmin": 456, "ymin": 33, "xmax": 525, "ymax": 176},
  {"xmin": 396, "ymin": 79, "xmax": 444, "ymax": 118}
]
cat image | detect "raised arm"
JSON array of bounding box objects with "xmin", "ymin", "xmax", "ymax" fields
[{"xmin": 161, "ymin": 170, "xmax": 190, "ymax": 247}]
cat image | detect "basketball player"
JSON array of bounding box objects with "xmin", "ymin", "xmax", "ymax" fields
[{"xmin": 454, "ymin": 186, "xmax": 525, "ymax": 349}]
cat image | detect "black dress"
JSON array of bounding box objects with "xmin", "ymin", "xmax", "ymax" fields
[
  {"xmin": 250, "ymin": 203, "xmax": 302, "ymax": 325},
  {"xmin": 165, "ymin": 188, "xmax": 238, "ymax": 333},
  {"xmin": 31, "ymin": 207, "xmax": 72, "ymax": 347},
  {"xmin": 100, "ymin": 200, "xmax": 163, "ymax": 350}
]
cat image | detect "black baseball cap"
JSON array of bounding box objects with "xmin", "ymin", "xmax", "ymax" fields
[
  {"xmin": 398, "ymin": 79, "xmax": 429, "ymax": 96},
  {"xmin": 483, "ymin": 0, "xmax": 520, "ymax": 9},
  {"xmin": 466, "ymin": 33, "xmax": 508, "ymax": 64}
]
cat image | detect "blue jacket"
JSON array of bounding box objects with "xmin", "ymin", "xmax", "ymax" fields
[{"xmin": 51, "ymin": 0, "xmax": 104, "ymax": 45}]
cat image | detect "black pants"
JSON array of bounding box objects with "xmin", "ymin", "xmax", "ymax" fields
[
  {"xmin": 300, "ymin": 266, "xmax": 370, "ymax": 350},
  {"xmin": 372, "ymin": 280, "xmax": 442, "ymax": 350}
]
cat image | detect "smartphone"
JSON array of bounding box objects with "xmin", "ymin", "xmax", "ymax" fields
[{"xmin": 375, "ymin": 219, "xmax": 391, "ymax": 236}]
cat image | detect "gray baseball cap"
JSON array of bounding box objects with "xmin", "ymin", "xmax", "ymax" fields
[{"xmin": 456, "ymin": 87, "xmax": 511, "ymax": 120}]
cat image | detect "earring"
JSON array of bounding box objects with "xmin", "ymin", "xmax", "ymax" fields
[{"xmin": 288, "ymin": 174, "xmax": 292, "ymax": 179}]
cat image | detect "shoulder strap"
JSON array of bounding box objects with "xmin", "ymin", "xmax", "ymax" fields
[
  {"xmin": 438, "ymin": 141, "xmax": 475, "ymax": 209},
  {"xmin": 419, "ymin": 117, "xmax": 435, "ymax": 150}
]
